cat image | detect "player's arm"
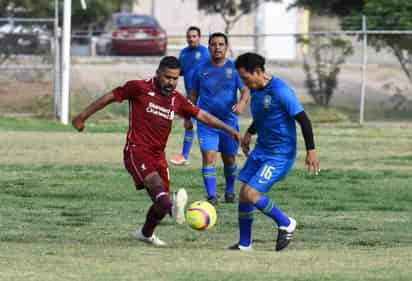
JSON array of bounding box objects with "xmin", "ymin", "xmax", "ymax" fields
[
  {"xmin": 188, "ymin": 89, "xmax": 199, "ymax": 105},
  {"xmin": 232, "ymin": 87, "xmax": 250, "ymax": 115},
  {"xmin": 294, "ymin": 111, "xmax": 320, "ymax": 175},
  {"xmin": 195, "ymin": 109, "xmax": 241, "ymax": 144},
  {"xmin": 241, "ymin": 121, "xmax": 256, "ymax": 156},
  {"xmin": 72, "ymin": 91, "xmax": 116, "ymax": 132}
]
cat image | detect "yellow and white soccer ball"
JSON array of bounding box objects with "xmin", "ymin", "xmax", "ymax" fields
[{"xmin": 186, "ymin": 201, "xmax": 217, "ymax": 231}]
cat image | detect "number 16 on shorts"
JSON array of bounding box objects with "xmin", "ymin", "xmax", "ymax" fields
[{"xmin": 259, "ymin": 165, "xmax": 275, "ymax": 183}]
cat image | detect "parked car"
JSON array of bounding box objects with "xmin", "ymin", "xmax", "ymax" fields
[
  {"xmin": 96, "ymin": 13, "xmax": 167, "ymax": 56},
  {"xmin": 0, "ymin": 22, "xmax": 51, "ymax": 55}
]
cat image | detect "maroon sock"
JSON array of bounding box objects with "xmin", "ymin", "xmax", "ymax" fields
[{"xmin": 142, "ymin": 185, "xmax": 172, "ymax": 237}]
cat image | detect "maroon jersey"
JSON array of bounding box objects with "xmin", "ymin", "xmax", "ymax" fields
[{"xmin": 113, "ymin": 78, "xmax": 200, "ymax": 156}]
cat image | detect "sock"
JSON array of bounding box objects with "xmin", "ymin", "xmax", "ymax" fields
[
  {"xmin": 142, "ymin": 185, "xmax": 172, "ymax": 237},
  {"xmin": 224, "ymin": 163, "xmax": 237, "ymax": 195},
  {"xmin": 181, "ymin": 129, "xmax": 194, "ymax": 160},
  {"xmin": 202, "ymin": 166, "xmax": 217, "ymax": 198},
  {"xmin": 238, "ymin": 202, "xmax": 255, "ymax": 247},
  {"xmin": 254, "ymin": 195, "xmax": 290, "ymax": 227}
]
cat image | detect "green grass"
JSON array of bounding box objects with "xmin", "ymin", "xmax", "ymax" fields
[{"xmin": 1, "ymin": 117, "xmax": 412, "ymax": 281}]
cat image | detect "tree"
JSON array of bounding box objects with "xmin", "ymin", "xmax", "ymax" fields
[
  {"xmin": 197, "ymin": 0, "xmax": 279, "ymax": 34},
  {"xmin": 300, "ymin": 36, "xmax": 353, "ymax": 106},
  {"xmin": 292, "ymin": 0, "xmax": 412, "ymax": 84}
]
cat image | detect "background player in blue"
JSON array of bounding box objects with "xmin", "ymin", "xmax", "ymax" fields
[
  {"xmin": 188, "ymin": 32, "xmax": 249, "ymax": 204},
  {"xmin": 171, "ymin": 26, "xmax": 210, "ymax": 166},
  {"xmin": 229, "ymin": 52, "xmax": 320, "ymax": 251}
]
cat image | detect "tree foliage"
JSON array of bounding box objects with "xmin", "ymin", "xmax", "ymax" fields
[
  {"xmin": 300, "ymin": 36, "xmax": 353, "ymax": 106},
  {"xmin": 292, "ymin": 0, "xmax": 412, "ymax": 83},
  {"xmin": 197, "ymin": 0, "xmax": 279, "ymax": 34}
]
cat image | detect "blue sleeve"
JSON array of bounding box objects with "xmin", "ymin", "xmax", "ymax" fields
[
  {"xmin": 277, "ymin": 82, "xmax": 304, "ymax": 117},
  {"xmin": 189, "ymin": 65, "xmax": 200, "ymax": 92}
]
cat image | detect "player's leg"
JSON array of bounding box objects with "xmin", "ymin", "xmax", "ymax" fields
[
  {"xmin": 221, "ymin": 154, "xmax": 237, "ymax": 203},
  {"xmin": 227, "ymin": 154, "xmax": 260, "ymax": 250},
  {"xmin": 246, "ymin": 157, "xmax": 297, "ymax": 251},
  {"xmin": 201, "ymin": 150, "xmax": 218, "ymax": 205},
  {"xmin": 198, "ymin": 122, "xmax": 219, "ymax": 205},
  {"xmin": 219, "ymin": 116, "xmax": 239, "ymax": 203},
  {"xmin": 171, "ymin": 119, "xmax": 196, "ymax": 166},
  {"xmin": 159, "ymin": 153, "xmax": 188, "ymax": 224},
  {"xmin": 123, "ymin": 150, "xmax": 169, "ymax": 246},
  {"xmin": 141, "ymin": 171, "xmax": 172, "ymax": 239}
]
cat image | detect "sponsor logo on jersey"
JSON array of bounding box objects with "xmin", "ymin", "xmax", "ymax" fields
[
  {"xmin": 263, "ymin": 95, "xmax": 272, "ymax": 109},
  {"xmin": 202, "ymin": 72, "xmax": 209, "ymax": 76},
  {"xmin": 146, "ymin": 102, "xmax": 175, "ymax": 120},
  {"xmin": 148, "ymin": 91, "xmax": 155, "ymax": 97},
  {"xmin": 226, "ymin": 68, "xmax": 233, "ymax": 79}
]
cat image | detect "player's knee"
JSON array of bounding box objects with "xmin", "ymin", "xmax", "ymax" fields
[
  {"xmin": 155, "ymin": 193, "xmax": 172, "ymax": 213},
  {"xmin": 240, "ymin": 185, "xmax": 260, "ymax": 203}
]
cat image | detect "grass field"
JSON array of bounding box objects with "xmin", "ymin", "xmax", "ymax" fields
[{"xmin": 1, "ymin": 117, "xmax": 411, "ymax": 281}]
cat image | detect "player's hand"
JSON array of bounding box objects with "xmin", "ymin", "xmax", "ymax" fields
[
  {"xmin": 229, "ymin": 130, "xmax": 242, "ymax": 145},
  {"xmin": 72, "ymin": 115, "xmax": 85, "ymax": 132},
  {"xmin": 305, "ymin": 149, "xmax": 320, "ymax": 175},
  {"xmin": 232, "ymin": 101, "xmax": 247, "ymax": 115},
  {"xmin": 184, "ymin": 118, "xmax": 193, "ymax": 130},
  {"xmin": 241, "ymin": 132, "xmax": 252, "ymax": 156}
]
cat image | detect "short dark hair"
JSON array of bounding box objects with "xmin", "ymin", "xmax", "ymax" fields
[
  {"xmin": 158, "ymin": 56, "xmax": 181, "ymax": 70},
  {"xmin": 208, "ymin": 32, "xmax": 228, "ymax": 45},
  {"xmin": 187, "ymin": 26, "xmax": 201, "ymax": 37},
  {"xmin": 235, "ymin": 52, "xmax": 265, "ymax": 73}
]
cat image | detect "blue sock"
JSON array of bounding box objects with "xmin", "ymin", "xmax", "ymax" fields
[
  {"xmin": 254, "ymin": 195, "xmax": 290, "ymax": 227},
  {"xmin": 202, "ymin": 166, "xmax": 217, "ymax": 198},
  {"xmin": 181, "ymin": 129, "xmax": 194, "ymax": 160},
  {"xmin": 238, "ymin": 202, "xmax": 255, "ymax": 247},
  {"xmin": 224, "ymin": 163, "xmax": 237, "ymax": 195}
]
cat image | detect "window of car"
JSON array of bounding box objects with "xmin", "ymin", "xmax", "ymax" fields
[{"xmin": 115, "ymin": 15, "xmax": 159, "ymax": 27}]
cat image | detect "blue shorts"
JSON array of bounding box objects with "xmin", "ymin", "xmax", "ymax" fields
[
  {"xmin": 237, "ymin": 150, "xmax": 295, "ymax": 193},
  {"xmin": 197, "ymin": 116, "xmax": 239, "ymax": 155}
]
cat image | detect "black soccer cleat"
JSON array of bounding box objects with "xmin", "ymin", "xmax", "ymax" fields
[
  {"xmin": 207, "ymin": 196, "xmax": 218, "ymax": 206},
  {"xmin": 224, "ymin": 193, "xmax": 235, "ymax": 203},
  {"xmin": 276, "ymin": 218, "xmax": 297, "ymax": 251}
]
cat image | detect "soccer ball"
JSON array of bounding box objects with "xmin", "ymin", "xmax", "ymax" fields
[{"xmin": 186, "ymin": 201, "xmax": 217, "ymax": 231}]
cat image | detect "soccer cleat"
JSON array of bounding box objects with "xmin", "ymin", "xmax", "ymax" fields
[
  {"xmin": 135, "ymin": 228, "xmax": 166, "ymax": 246},
  {"xmin": 207, "ymin": 196, "xmax": 218, "ymax": 206},
  {"xmin": 172, "ymin": 188, "xmax": 188, "ymax": 224},
  {"xmin": 227, "ymin": 243, "xmax": 253, "ymax": 251},
  {"xmin": 224, "ymin": 193, "xmax": 236, "ymax": 203},
  {"xmin": 170, "ymin": 154, "xmax": 189, "ymax": 166},
  {"xmin": 276, "ymin": 217, "xmax": 297, "ymax": 251}
]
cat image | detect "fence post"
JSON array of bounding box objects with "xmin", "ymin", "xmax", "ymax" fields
[
  {"xmin": 60, "ymin": 0, "xmax": 71, "ymax": 125},
  {"xmin": 53, "ymin": 0, "xmax": 61, "ymax": 120},
  {"xmin": 360, "ymin": 15, "xmax": 367, "ymax": 124}
]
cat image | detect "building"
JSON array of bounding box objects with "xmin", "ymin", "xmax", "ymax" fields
[{"xmin": 132, "ymin": 0, "xmax": 307, "ymax": 60}]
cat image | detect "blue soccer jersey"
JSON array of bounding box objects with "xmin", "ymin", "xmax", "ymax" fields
[
  {"xmin": 191, "ymin": 60, "xmax": 245, "ymax": 120},
  {"xmin": 251, "ymin": 77, "xmax": 304, "ymax": 157},
  {"xmin": 179, "ymin": 45, "xmax": 210, "ymax": 94}
]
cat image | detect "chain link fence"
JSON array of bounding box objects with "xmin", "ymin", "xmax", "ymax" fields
[
  {"xmin": 0, "ymin": 17, "xmax": 56, "ymax": 117},
  {"xmin": 1, "ymin": 16, "xmax": 411, "ymax": 124}
]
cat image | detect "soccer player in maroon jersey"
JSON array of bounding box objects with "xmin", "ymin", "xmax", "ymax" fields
[{"xmin": 72, "ymin": 56, "xmax": 241, "ymax": 246}]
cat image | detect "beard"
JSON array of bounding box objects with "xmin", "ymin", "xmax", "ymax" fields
[
  {"xmin": 160, "ymin": 86, "xmax": 173, "ymax": 96},
  {"xmin": 155, "ymin": 79, "xmax": 174, "ymax": 96}
]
